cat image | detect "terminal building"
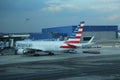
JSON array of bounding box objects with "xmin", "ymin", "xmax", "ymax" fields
[
  {"xmin": 0, "ymin": 33, "xmax": 30, "ymax": 48},
  {"xmin": 41, "ymin": 25, "xmax": 118, "ymax": 42}
]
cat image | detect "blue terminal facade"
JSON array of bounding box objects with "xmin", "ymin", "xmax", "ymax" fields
[
  {"xmin": 83, "ymin": 25, "xmax": 118, "ymax": 32},
  {"xmin": 29, "ymin": 25, "xmax": 118, "ymax": 40},
  {"xmin": 29, "ymin": 33, "xmax": 52, "ymax": 40}
]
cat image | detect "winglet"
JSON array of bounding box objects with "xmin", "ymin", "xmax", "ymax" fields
[{"xmin": 88, "ymin": 36, "xmax": 95, "ymax": 44}]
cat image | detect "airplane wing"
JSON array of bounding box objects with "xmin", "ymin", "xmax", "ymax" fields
[{"xmin": 26, "ymin": 47, "xmax": 46, "ymax": 52}]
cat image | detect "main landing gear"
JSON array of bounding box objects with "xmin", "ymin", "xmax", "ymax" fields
[{"xmin": 48, "ymin": 52, "xmax": 54, "ymax": 55}]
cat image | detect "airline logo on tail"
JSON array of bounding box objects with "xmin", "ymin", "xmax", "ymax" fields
[{"xmin": 60, "ymin": 21, "xmax": 85, "ymax": 48}]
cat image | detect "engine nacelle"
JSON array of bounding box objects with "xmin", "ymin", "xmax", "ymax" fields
[{"xmin": 16, "ymin": 49, "xmax": 26, "ymax": 55}]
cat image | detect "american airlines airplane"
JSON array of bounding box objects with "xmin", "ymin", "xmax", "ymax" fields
[{"xmin": 15, "ymin": 21, "xmax": 94, "ymax": 55}]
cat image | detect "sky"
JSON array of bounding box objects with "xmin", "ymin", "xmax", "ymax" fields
[{"xmin": 0, "ymin": 0, "xmax": 120, "ymax": 33}]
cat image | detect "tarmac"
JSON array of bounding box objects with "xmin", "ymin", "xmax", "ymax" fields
[
  {"xmin": 0, "ymin": 47, "xmax": 120, "ymax": 65},
  {"xmin": 0, "ymin": 47, "xmax": 120, "ymax": 80}
]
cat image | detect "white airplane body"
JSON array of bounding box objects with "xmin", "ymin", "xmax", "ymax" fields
[
  {"xmin": 16, "ymin": 41, "xmax": 73, "ymax": 54},
  {"xmin": 15, "ymin": 21, "xmax": 94, "ymax": 55}
]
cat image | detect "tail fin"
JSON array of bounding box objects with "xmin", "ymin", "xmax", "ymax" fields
[{"xmin": 64, "ymin": 21, "xmax": 85, "ymax": 44}]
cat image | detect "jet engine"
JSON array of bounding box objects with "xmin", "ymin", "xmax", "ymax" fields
[{"xmin": 16, "ymin": 49, "xmax": 26, "ymax": 54}]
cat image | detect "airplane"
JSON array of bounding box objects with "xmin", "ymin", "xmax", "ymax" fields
[{"xmin": 15, "ymin": 21, "xmax": 94, "ymax": 55}]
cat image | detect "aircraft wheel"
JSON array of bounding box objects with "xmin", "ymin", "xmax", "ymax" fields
[
  {"xmin": 33, "ymin": 54, "xmax": 40, "ymax": 56},
  {"xmin": 15, "ymin": 50, "xmax": 18, "ymax": 55},
  {"xmin": 48, "ymin": 52, "xmax": 54, "ymax": 55}
]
